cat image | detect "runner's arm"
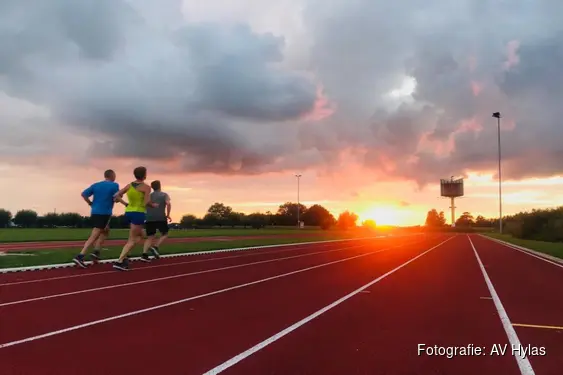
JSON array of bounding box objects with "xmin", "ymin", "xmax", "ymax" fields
[
  {"xmin": 143, "ymin": 184, "xmax": 158, "ymax": 207},
  {"xmin": 81, "ymin": 185, "xmax": 94, "ymax": 206},
  {"xmin": 112, "ymin": 184, "xmax": 128, "ymax": 206},
  {"xmin": 165, "ymin": 194, "xmax": 171, "ymax": 221},
  {"xmin": 114, "ymin": 184, "xmax": 130, "ymax": 199},
  {"xmin": 115, "ymin": 196, "xmax": 129, "ymax": 206}
]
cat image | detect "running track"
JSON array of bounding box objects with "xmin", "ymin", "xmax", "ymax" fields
[{"xmin": 0, "ymin": 234, "xmax": 561, "ymax": 374}]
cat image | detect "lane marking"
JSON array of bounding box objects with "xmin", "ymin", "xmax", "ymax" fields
[
  {"xmin": 512, "ymin": 323, "xmax": 563, "ymax": 331},
  {"xmin": 0, "ymin": 237, "xmax": 442, "ymax": 349},
  {"xmin": 0, "ymin": 243, "xmax": 375, "ymax": 307},
  {"xmin": 201, "ymin": 236, "xmax": 455, "ymax": 374},
  {"xmin": 0, "ymin": 242, "xmax": 348, "ymax": 287},
  {"xmin": 479, "ymin": 235, "xmax": 563, "ymax": 269},
  {"xmin": 468, "ymin": 235, "xmax": 535, "ymax": 375},
  {"xmin": 480, "ymin": 297, "xmax": 492, "ymax": 300},
  {"xmin": 0, "ymin": 236, "xmax": 387, "ymax": 274}
]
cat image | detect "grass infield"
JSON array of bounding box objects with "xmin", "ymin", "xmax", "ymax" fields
[
  {"xmin": 484, "ymin": 233, "xmax": 563, "ymax": 260},
  {"xmin": 0, "ymin": 227, "xmax": 323, "ymax": 242},
  {"xmin": 0, "ymin": 234, "xmax": 360, "ymax": 269}
]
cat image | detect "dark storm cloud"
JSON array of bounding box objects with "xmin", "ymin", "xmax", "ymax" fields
[
  {"xmin": 1, "ymin": 0, "xmax": 563, "ymax": 183},
  {"xmin": 0, "ymin": 0, "xmax": 318, "ymax": 174}
]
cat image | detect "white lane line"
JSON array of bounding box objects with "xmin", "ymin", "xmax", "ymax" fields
[
  {"xmin": 201, "ymin": 236, "xmax": 455, "ymax": 375},
  {"xmin": 0, "ymin": 242, "xmax": 343, "ymax": 287},
  {"xmin": 0, "ymin": 243, "xmax": 373, "ymax": 307},
  {"xmin": 0, "ymin": 238, "xmax": 435, "ymax": 349},
  {"xmin": 468, "ymin": 235, "xmax": 535, "ymax": 375},
  {"xmin": 479, "ymin": 235, "xmax": 563, "ymax": 269}
]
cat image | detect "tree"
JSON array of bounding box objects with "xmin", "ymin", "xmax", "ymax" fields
[
  {"xmin": 246, "ymin": 212, "xmax": 267, "ymax": 229},
  {"xmin": 207, "ymin": 203, "xmax": 233, "ymax": 220},
  {"xmin": 456, "ymin": 212, "xmax": 475, "ymax": 227},
  {"xmin": 425, "ymin": 209, "xmax": 446, "ymax": 227},
  {"xmin": 202, "ymin": 212, "xmax": 221, "ymax": 226},
  {"xmin": 276, "ymin": 202, "xmax": 308, "ymax": 225},
  {"xmin": 475, "ymin": 215, "xmax": 492, "ymax": 227},
  {"xmin": 0, "ymin": 209, "xmax": 12, "ymax": 228},
  {"xmin": 43, "ymin": 213, "xmax": 60, "ymax": 227},
  {"xmin": 301, "ymin": 204, "xmax": 335, "ymax": 227},
  {"xmin": 58, "ymin": 212, "xmax": 84, "ymax": 227},
  {"xmin": 13, "ymin": 209, "xmax": 38, "ymax": 228},
  {"xmin": 337, "ymin": 210, "xmax": 358, "ymax": 230},
  {"xmin": 180, "ymin": 214, "xmax": 198, "ymax": 228},
  {"xmin": 227, "ymin": 212, "xmax": 246, "ymax": 227}
]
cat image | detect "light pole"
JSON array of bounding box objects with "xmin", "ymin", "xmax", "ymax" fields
[
  {"xmin": 295, "ymin": 174, "xmax": 302, "ymax": 228},
  {"xmin": 492, "ymin": 112, "xmax": 502, "ymax": 234}
]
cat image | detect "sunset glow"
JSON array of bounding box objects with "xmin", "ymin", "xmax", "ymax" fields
[{"xmin": 358, "ymin": 206, "xmax": 407, "ymax": 226}]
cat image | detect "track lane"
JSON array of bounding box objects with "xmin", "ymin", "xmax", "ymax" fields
[
  {"xmin": 210, "ymin": 235, "xmax": 522, "ymax": 375},
  {"xmin": 0, "ymin": 237, "xmax": 398, "ymax": 283},
  {"xmin": 0, "ymin": 236, "xmax": 423, "ymax": 344},
  {"xmin": 0, "ymin": 240, "xmax": 388, "ymax": 301},
  {"xmin": 471, "ymin": 235, "xmax": 563, "ymax": 375},
  {"xmin": 0, "ymin": 235, "xmax": 450, "ymax": 374}
]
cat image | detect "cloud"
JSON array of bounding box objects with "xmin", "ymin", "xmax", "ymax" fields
[
  {"xmin": 1, "ymin": 0, "xmax": 563, "ymax": 187},
  {"xmin": 0, "ymin": 0, "xmax": 322, "ymax": 174}
]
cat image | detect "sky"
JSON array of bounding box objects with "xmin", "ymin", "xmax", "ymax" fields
[{"xmin": 1, "ymin": 0, "xmax": 563, "ymax": 226}]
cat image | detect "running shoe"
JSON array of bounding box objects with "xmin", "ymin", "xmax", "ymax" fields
[
  {"xmin": 72, "ymin": 254, "xmax": 87, "ymax": 269},
  {"xmin": 113, "ymin": 258, "xmax": 130, "ymax": 271},
  {"xmin": 149, "ymin": 246, "xmax": 161, "ymax": 259},
  {"xmin": 91, "ymin": 250, "xmax": 101, "ymax": 263},
  {"xmin": 140, "ymin": 253, "xmax": 151, "ymax": 262}
]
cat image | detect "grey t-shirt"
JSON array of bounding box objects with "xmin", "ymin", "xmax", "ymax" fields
[{"xmin": 146, "ymin": 191, "xmax": 170, "ymax": 222}]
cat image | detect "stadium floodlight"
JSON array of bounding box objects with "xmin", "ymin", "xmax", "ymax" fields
[
  {"xmin": 295, "ymin": 174, "xmax": 302, "ymax": 228},
  {"xmin": 492, "ymin": 112, "xmax": 503, "ymax": 234}
]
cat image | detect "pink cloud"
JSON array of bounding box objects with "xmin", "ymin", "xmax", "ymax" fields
[
  {"xmin": 302, "ymin": 85, "xmax": 335, "ymax": 122},
  {"xmin": 471, "ymin": 81, "xmax": 484, "ymax": 96},
  {"xmin": 503, "ymin": 40, "xmax": 520, "ymax": 71}
]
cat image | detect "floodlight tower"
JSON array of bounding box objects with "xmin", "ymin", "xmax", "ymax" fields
[
  {"xmin": 492, "ymin": 112, "xmax": 503, "ymax": 234},
  {"xmin": 295, "ymin": 174, "xmax": 302, "ymax": 228},
  {"xmin": 440, "ymin": 176, "xmax": 464, "ymax": 226}
]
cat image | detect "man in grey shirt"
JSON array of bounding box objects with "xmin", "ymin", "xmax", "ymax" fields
[{"xmin": 141, "ymin": 180, "xmax": 171, "ymax": 262}]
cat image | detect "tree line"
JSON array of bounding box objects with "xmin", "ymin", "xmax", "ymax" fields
[
  {"xmin": 503, "ymin": 207, "xmax": 563, "ymax": 242},
  {"xmin": 424, "ymin": 209, "xmax": 498, "ymax": 228},
  {"xmin": 0, "ymin": 202, "xmax": 362, "ymax": 230},
  {"xmin": 423, "ymin": 207, "xmax": 563, "ymax": 243}
]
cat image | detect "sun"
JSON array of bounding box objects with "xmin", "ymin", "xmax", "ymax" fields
[{"xmin": 358, "ymin": 206, "xmax": 404, "ymax": 226}]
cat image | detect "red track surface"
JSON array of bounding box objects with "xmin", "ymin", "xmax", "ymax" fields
[
  {"xmin": 0, "ymin": 234, "xmax": 561, "ymax": 374},
  {"xmin": 0, "ymin": 233, "xmax": 325, "ymax": 252}
]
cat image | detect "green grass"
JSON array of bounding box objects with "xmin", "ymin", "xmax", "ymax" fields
[
  {"xmin": 484, "ymin": 233, "xmax": 563, "ymax": 260},
  {"xmin": 0, "ymin": 227, "xmax": 324, "ymax": 242},
  {"xmin": 0, "ymin": 234, "xmax": 361, "ymax": 269}
]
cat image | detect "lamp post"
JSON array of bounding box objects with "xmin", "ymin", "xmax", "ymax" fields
[
  {"xmin": 492, "ymin": 112, "xmax": 502, "ymax": 234},
  {"xmin": 295, "ymin": 174, "xmax": 302, "ymax": 228}
]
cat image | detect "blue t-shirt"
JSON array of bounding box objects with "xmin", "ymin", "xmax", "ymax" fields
[{"xmin": 82, "ymin": 180, "xmax": 120, "ymax": 216}]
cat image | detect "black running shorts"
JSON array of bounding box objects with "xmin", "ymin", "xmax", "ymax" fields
[
  {"xmin": 145, "ymin": 221, "xmax": 169, "ymax": 236},
  {"xmin": 91, "ymin": 214, "xmax": 111, "ymax": 229}
]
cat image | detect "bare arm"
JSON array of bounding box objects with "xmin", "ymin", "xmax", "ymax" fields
[
  {"xmin": 81, "ymin": 194, "xmax": 92, "ymax": 206},
  {"xmin": 142, "ymin": 184, "xmax": 158, "ymax": 207},
  {"xmin": 115, "ymin": 196, "xmax": 129, "ymax": 207},
  {"xmin": 114, "ymin": 184, "xmax": 130, "ymax": 198},
  {"xmin": 81, "ymin": 185, "xmax": 94, "ymax": 206},
  {"xmin": 165, "ymin": 195, "xmax": 171, "ymax": 221}
]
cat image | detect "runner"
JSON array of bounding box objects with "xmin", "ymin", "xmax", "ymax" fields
[
  {"xmin": 141, "ymin": 180, "xmax": 171, "ymax": 262},
  {"xmin": 112, "ymin": 166, "xmax": 157, "ymax": 271},
  {"xmin": 73, "ymin": 169, "xmax": 126, "ymax": 268}
]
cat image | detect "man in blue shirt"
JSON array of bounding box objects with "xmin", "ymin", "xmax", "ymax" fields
[{"xmin": 73, "ymin": 169, "xmax": 124, "ymax": 268}]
